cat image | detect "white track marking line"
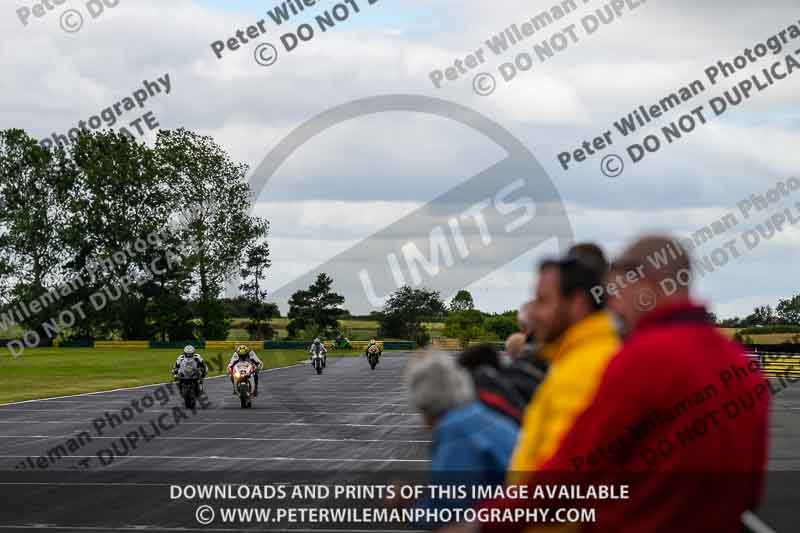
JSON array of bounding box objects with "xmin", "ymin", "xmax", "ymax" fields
[
  {"xmin": 0, "ymin": 409, "xmax": 416, "ymax": 416},
  {"xmin": 0, "ymin": 454, "xmax": 428, "ymax": 463},
  {"xmin": 0, "ymin": 420, "xmax": 426, "ymax": 427},
  {"xmin": 0, "ymin": 435, "xmax": 430, "ymax": 443},
  {"xmin": 0, "ymin": 398, "xmax": 408, "ymax": 409}
]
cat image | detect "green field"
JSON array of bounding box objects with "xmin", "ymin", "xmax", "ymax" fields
[{"xmin": 0, "ymin": 348, "xmax": 364, "ymax": 405}]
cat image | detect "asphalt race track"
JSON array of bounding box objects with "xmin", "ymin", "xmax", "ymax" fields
[
  {"xmin": 0, "ymin": 352, "xmax": 798, "ymax": 531},
  {"xmin": 0, "ymin": 353, "xmax": 431, "ymax": 531}
]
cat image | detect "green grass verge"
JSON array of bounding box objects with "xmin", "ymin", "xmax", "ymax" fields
[{"xmin": 0, "ymin": 348, "xmax": 340, "ymax": 405}]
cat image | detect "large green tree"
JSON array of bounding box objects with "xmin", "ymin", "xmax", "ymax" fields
[
  {"xmin": 449, "ymin": 289, "xmax": 475, "ymax": 313},
  {"xmin": 66, "ymin": 130, "xmax": 174, "ymax": 340},
  {"xmin": 378, "ymin": 286, "xmax": 446, "ymax": 346},
  {"xmin": 155, "ymin": 129, "xmax": 268, "ymax": 340},
  {"xmin": 777, "ymin": 295, "xmax": 800, "ymax": 325},
  {"xmin": 286, "ymin": 273, "xmax": 345, "ymax": 339},
  {"xmin": 0, "ymin": 129, "xmax": 72, "ymax": 344}
]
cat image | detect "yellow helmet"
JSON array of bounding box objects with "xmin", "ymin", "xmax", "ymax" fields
[{"xmin": 236, "ymin": 345, "xmax": 249, "ymax": 356}]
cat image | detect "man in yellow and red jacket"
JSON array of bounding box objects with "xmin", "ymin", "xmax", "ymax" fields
[{"xmin": 467, "ymin": 236, "xmax": 769, "ymax": 533}]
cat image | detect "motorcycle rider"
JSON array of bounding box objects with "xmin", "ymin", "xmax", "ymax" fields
[
  {"xmin": 365, "ymin": 338, "xmax": 381, "ymax": 358},
  {"xmin": 172, "ymin": 345, "xmax": 208, "ymax": 392},
  {"xmin": 309, "ymin": 337, "xmax": 327, "ymax": 367},
  {"xmin": 227, "ymin": 344, "xmax": 264, "ymax": 396}
]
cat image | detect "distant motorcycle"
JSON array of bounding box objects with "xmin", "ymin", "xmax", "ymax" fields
[
  {"xmin": 366, "ymin": 344, "xmax": 381, "ymax": 370},
  {"xmin": 231, "ymin": 360, "xmax": 256, "ymax": 408},
  {"xmin": 311, "ymin": 345, "xmax": 325, "ymax": 375},
  {"xmin": 175, "ymin": 357, "xmax": 202, "ymax": 409}
]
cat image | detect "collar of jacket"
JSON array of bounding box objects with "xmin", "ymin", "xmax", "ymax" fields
[
  {"xmin": 540, "ymin": 311, "xmax": 617, "ymax": 362},
  {"xmin": 634, "ymin": 299, "xmax": 710, "ymax": 333}
]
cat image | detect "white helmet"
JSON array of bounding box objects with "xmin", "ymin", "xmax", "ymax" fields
[
  {"xmin": 183, "ymin": 345, "xmax": 196, "ymax": 356},
  {"xmin": 314, "ymin": 338, "xmax": 321, "ymax": 344}
]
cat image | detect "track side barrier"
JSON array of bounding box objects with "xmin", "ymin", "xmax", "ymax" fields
[{"xmin": 747, "ymin": 352, "xmax": 800, "ymax": 378}]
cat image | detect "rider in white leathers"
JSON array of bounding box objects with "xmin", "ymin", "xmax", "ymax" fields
[
  {"xmin": 172, "ymin": 345, "xmax": 207, "ymax": 392},
  {"xmin": 309, "ymin": 338, "xmax": 327, "ymax": 367}
]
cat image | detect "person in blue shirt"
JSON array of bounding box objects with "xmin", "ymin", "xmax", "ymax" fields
[{"xmin": 404, "ymin": 352, "xmax": 519, "ymax": 529}]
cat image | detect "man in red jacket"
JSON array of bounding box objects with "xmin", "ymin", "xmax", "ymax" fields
[{"xmin": 452, "ymin": 235, "xmax": 770, "ymax": 533}]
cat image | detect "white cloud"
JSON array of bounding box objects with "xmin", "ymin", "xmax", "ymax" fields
[{"xmin": 2, "ymin": 0, "xmax": 799, "ymax": 316}]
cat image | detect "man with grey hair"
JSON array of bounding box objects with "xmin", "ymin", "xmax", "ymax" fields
[{"xmin": 404, "ymin": 352, "xmax": 518, "ymax": 527}]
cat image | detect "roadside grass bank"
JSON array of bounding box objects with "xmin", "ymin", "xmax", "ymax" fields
[{"xmin": 0, "ymin": 348, "xmax": 368, "ymax": 404}]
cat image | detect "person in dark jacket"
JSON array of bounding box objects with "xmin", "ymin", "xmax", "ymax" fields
[
  {"xmin": 457, "ymin": 344, "xmax": 528, "ymax": 424},
  {"xmin": 503, "ymin": 333, "xmax": 546, "ymax": 405}
]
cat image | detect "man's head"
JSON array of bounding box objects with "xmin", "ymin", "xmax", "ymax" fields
[
  {"xmin": 505, "ymin": 332, "xmax": 527, "ymax": 360},
  {"xmin": 532, "ymin": 243, "xmax": 608, "ymax": 343},
  {"xmin": 607, "ymin": 235, "xmax": 692, "ymax": 331},
  {"xmin": 406, "ymin": 352, "xmax": 475, "ymax": 428},
  {"xmin": 457, "ymin": 343, "xmax": 501, "ymax": 372}
]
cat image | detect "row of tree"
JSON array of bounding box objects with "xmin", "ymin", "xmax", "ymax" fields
[
  {"xmin": 716, "ymin": 294, "xmax": 800, "ymax": 329},
  {"xmin": 281, "ymin": 277, "xmax": 514, "ymax": 346},
  {"xmin": 0, "ymin": 128, "xmax": 272, "ymax": 343}
]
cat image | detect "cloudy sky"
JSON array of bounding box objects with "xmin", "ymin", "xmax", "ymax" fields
[{"xmin": 3, "ymin": 0, "xmax": 799, "ymax": 316}]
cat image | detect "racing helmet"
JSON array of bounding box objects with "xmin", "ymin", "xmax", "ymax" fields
[
  {"xmin": 183, "ymin": 345, "xmax": 196, "ymax": 356},
  {"xmin": 368, "ymin": 339, "xmax": 376, "ymax": 345},
  {"xmin": 313, "ymin": 338, "xmax": 321, "ymax": 345},
  {"xmin": 236, "ymin": 345, "xmax": 250, "ymax": 358}
]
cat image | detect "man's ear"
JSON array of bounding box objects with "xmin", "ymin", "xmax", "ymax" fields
[{"xmin": 569, "ymin": 292, "xmax": 593, "ymax": 320}]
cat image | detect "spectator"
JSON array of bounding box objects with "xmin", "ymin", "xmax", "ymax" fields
[
  {"xmin": 517, "ymin": 301, "xmax": 534, "ymax": 337},
  {"xmin": 405, "ymin": 352, "xmax": 519, "ymax": 526},
  {"xmin": 502, "ymin": 331, "xmax": 546, "ymax": 405},
  {"xmin": 507, "ymin": 244, "xmax": 620, "ymax": 477},
  {"xmin": 457, "ymin": 344, "xmax": 526, "ymax": 424},
  {"xmin": 504, "ymin": 332, "xmax": 526, "ymax": 359},
  {"xmin": 516, "ymin": 300, "xmax": 549, "ymax": 374},
  {"xmin": 464, "ymin": 235, "xmax": 769, "ymax": 533}
]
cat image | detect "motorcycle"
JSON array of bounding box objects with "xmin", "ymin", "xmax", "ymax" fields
[
  {"xmin": 311, "ymin": 346, "xmax": 325, "ymax": 375},
  {"xmin": 175, "ymin": 357, "xmax": 202, "ymax": 409},
  {"xmin": 231, "ymin": 360, "xmax": 256, "ymax": 408},
  {"xmin": 367, "ymin": 344, "xmax": 381, "ymax": 370}
]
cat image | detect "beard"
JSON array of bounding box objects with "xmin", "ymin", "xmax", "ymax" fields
[{"xmin": 543, "ymin": 305, "xmax": 572, "ymax": 344}]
